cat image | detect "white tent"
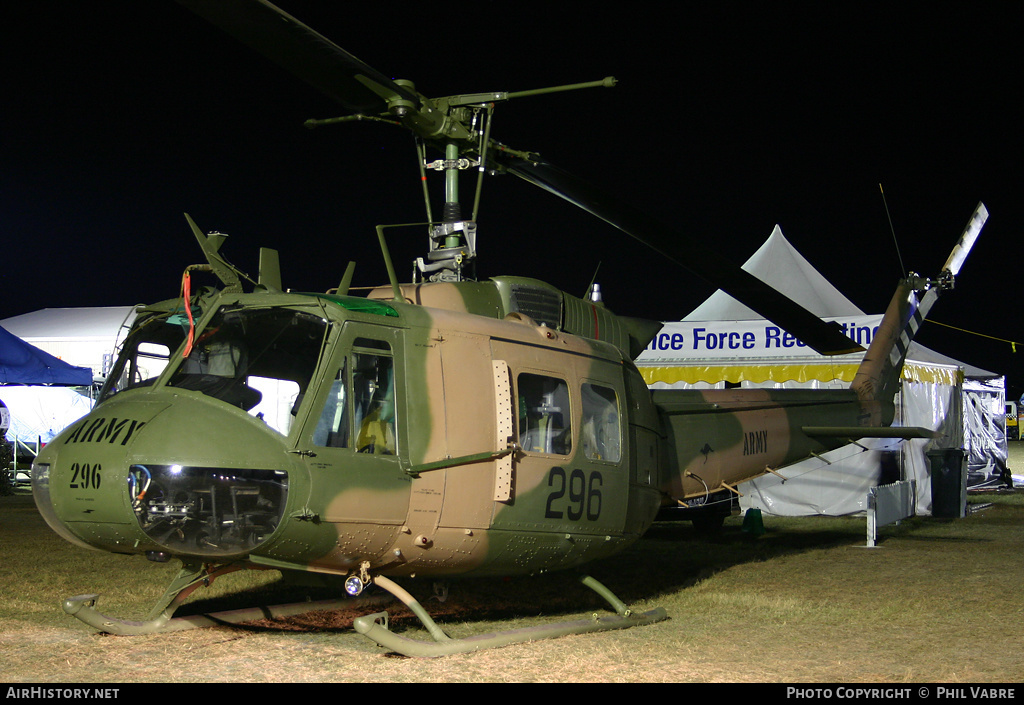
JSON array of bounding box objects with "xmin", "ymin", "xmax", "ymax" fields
[
  {"xmin": 1, "ymin": 307, "xmax": 136, "ymax": 456},
  {"xmin": 0, "ymin": 385, "xmax": 92, "ymax": 443},
  {"xmin": 0, "ymin": 306, "xmax": 137, "ymax": 381},
  {"xmin": 636, "ymin": 226, "xmax": 1005, "ymax": 516}
]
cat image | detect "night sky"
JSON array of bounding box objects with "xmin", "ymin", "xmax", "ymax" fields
[{"xmin": 4, "ymin": 2, "xmax": 1022, "ymax": 395}]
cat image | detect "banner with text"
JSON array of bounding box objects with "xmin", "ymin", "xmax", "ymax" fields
[{"xmin": 637, "ymin": 315, "xmax": 882, "ymax": 364}]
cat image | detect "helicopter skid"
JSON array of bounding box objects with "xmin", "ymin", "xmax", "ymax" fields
[
  {"xmin": 352, "ymin": 574, "xmax": 668, "ymax": 657},
  {"xmin": 61, "ymin": 561, "xmax": 392, "ymax": 636},
  {"xmin": 62, "ymin": 592, "xmax": 393, "ymax": 636}
]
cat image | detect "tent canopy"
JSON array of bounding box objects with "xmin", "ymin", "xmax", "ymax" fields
[
  {"xmin": 0, "ymin": 325, "xmax": 93, "ymax": 386},
  {"xmin": 638, "ymin": 225, "xmax": 995, "ymax": 386},
  {"xmin": 685, "ymin": 225, "xmax": 866, "ymax": 321}
]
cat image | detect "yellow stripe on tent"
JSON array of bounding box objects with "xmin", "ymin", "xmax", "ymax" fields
[{"xmin": 638, "ymin": 362, "xmax": 962, "ymax": 387}]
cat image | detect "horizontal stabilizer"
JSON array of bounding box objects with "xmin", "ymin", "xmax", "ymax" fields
[{"xmin": 802, "ymin": 426, "xmax": 939, "ymax": 440}]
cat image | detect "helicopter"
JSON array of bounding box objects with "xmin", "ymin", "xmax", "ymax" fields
[{"xmin": 31, "ymin": 0, "xmax": 988, "ymax": 657}]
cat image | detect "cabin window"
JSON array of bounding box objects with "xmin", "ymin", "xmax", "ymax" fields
[
  {"xmin": 517, "ymin": 373, "xmax": 571, "ymax": 456},
  {"xmin": 581, "ymin": 383, "xmax": 621, "ymax": 463},
  {"xmin": 312, "ymin": 342, "xmax": 397, "ymax": 455},
  {"xmin": 167, "ymin": 307, "xmax": 328, "ymax": 435}
]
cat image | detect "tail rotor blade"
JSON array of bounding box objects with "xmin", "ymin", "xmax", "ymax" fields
[{"xmin": 942, "ymin": 202, "xmax": 988, "ymax": 276}]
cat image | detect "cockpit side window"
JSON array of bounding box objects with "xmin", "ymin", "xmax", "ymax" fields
[
  {"xmin": 352, "ymin": 352, "xmax": 396, "ymax": 454},
  {"xmin": 312, "ymin": 339, "xmax": 397, "ymax": 455},
  {"xmin": 312, "ymin": 363, "xmax": 348, "ymax": 448}
]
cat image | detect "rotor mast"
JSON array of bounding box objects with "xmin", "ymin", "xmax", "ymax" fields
[
  {"xmin": 305, "ymin": 76, "xmax": 615, "ymax": 282},
  {"xmin": 413, "ymin": 136, "xmax": 479, "ymax": 283},
  {"xmin": 406, "ymin": 77, "xmax": 616, "ymax": 283}
]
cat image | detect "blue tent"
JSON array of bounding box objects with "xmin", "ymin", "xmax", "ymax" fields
[{"xmin": 0, "ymin": 325, "xmax": 92, "ymax": 386}]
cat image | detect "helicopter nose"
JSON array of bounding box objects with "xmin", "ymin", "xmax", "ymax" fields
[{"xmin": 33, "ymin": 393, "xmax": 292, "ymax": 560}]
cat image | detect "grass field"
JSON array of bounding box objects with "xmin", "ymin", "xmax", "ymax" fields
[{"xmin": 1, "ymin": 446, "xmax": 1022, "ymax": 683}]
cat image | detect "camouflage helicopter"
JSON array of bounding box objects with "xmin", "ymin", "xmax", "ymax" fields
[{"xmin": 32, "ymin": 0, "xmax": 988, "ymax": 657}]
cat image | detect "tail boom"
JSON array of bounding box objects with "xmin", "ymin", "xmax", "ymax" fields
[{"xmin": 653, "ymin": 203, "xmax": 987, "ymax": 507}]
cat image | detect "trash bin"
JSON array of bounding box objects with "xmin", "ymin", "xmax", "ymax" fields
[{"xmin": 927, "ymin": 448, "xmax": 966, "ymax": 518}]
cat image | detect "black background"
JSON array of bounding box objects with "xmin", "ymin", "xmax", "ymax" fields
[{"xmin": 4, "ymin": 2, "xmax": 1021, "ymax": 395}]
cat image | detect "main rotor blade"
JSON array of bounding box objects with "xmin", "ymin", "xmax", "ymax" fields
[
  {"xmin": 177, "ymin": 0, "xmax": 418, "ymax": 115},
  {"xmin": 498, "ymin": 155, "xmax": 863, "ymax": 356}
]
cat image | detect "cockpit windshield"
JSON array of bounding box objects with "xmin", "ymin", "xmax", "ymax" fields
[
  {"xmin": 167, "ymin": 306, "xmax": 329, "ymax": 435},
  {"xmin": 99, "ymin": 311, "xmax": 191, "ymax": 402}
]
